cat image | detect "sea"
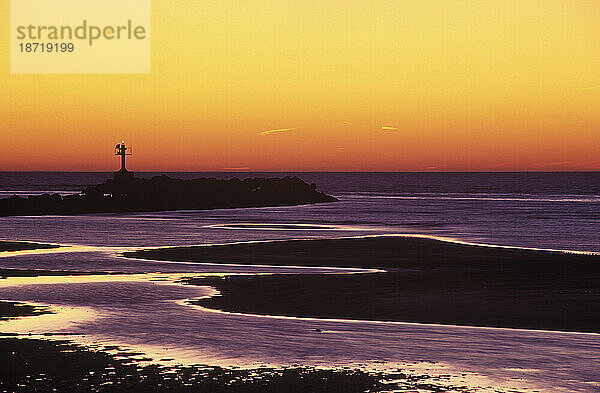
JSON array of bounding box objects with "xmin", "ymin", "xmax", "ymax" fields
[
  {"xmin": 1, "ymin": 171, "xmax": 600, "ymax": 392},
  {"xmin": 1, "ymin": 171, "xmax": 599, "ymax": 252}
]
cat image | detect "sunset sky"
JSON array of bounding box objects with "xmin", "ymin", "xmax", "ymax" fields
[{"xmin": 2, "ymin": 0, "xmax": 599, "ymax": 171}]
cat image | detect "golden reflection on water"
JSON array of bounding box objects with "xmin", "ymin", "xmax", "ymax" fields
[
  {"xmin": 0, "ymin": 244, "xmax": 111, "ymax": 258},
  {"xmin": 0, "ymin": 271, "xmax": 570, "ymax": 393},
  {"xmin": 0, "ymin": 272, "xmax": 223, "ymax": 367},
  {"xmin": 0, "ymin": 272, "xmax": 233, "ymax": 289},
  {"xmin": 0, "ymin": 240, "xmax": 595, "ymax": 393}
]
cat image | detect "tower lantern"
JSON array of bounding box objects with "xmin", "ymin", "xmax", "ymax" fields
[{"xmin": 114, "ymin": 141, "xmax": 133, "ymax": 179}]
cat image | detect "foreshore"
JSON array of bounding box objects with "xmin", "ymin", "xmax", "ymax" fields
[
  {"xmin": 0, "ymin": 245, "xmax": 454, "ymax": 393},
  {"xmin": 1, "ymin": 236, "xmax": 597, "ymax": 391},
  {"xmin": 0, "ymin": 296, "xmax": 444, "ymax": 392},
  {"xmin": 0, "ymin": 241, "xmax": 107, "ymax": 281},
  {"xmin": 127, "ymin": 236, "xmax": 600, "ymax": 332},
  {"xmin": 0, "ymin": 241, "xmax": 60, "ymax": 253},
  {"xmin": 0, "ymin": 335, "xmax": 421, "ymax": 393}
]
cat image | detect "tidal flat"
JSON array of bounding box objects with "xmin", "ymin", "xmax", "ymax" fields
[
  {"xmin": 128, "ymin": 236, "xmax": 600, "ymax": 332},
  {"xmin": 0, "ymin": 241, "xmax": 60, "ymax": 253},
  {"xmin": 2, "ymin": 336, "xmax": 437, "ymax": 393}
]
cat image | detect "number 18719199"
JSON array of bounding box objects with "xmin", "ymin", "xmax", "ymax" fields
[{"xmin": 19, "ymin": 42, "xmax": 75, "ymax": 53}]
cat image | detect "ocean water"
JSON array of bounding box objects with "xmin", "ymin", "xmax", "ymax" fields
[
  {"xmin": 1, "ymin": 171, "xmax": 599, "ymax": 252},
  {"xmin": 1, "ymin": 171, "xmax": 600, "ymax": 392}
]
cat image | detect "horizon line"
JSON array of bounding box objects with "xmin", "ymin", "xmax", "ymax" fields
[{"xmin": 1, "ymin": 169, "xmax": 599, "ymax": 173}]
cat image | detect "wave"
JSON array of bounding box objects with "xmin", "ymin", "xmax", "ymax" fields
[
  {"xmin": 340, "ymin": 192, "xmax": 600, "ymax": 203},
  {"xmin": 0, "ymin": 190, "xmax": 80, "ymax": 198},
  {"xmin": 203, "ymin": 223, "xmax": 378, "ymax": 231}
]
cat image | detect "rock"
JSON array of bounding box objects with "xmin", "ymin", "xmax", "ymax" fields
[{"xmin": 0, "ymin": 175, "xmax": 338, "ymax": 216}]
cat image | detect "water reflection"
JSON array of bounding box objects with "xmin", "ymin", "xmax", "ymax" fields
[{"xmin": 1, "ymin": 265, "xmax": 599, "ymax": 393}]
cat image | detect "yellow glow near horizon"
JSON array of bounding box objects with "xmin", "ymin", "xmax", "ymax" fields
[{"xmin": 1, "ymin": 1, "xmax": 599, "ymax": 171}]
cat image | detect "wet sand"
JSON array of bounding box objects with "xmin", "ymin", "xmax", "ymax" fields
[
  {"xmin": 0, "ymin": 267, "xmax": 96, "ymax": 319},
  {"xmin": 0, "ymin": 247, "xmax": 119, "ymax": 326},
  {"xmin": 0, "ymin": 301, "xmax": 50, "ymax": 320},
  {"xmin": 1, "ymin": 336, "xmax": 434, "ymax": 393},
  {"xmin": 0, "ymin": 241, "xmax": 60, "ymax": 252},
  {"xmin": 128, "ymin": 236, "xmax": 600, "ymax": 332},
  {"xmin": 0, "ymin": 270, "xmax": 448, "ymax": 392},
  {"xmin": 2, "ymin": 237, "xmax": 598, "ymax": 391},
  {"xmin": 0, "ymin": 300, "xmax": 448, "ymax": 393}
]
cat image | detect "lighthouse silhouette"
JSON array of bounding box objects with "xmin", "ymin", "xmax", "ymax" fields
[{"xmin": 114, "ymin": 141, "xmax": 134, "ymax": 180}]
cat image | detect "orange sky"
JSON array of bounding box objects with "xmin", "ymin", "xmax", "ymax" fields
[{"xmin": 2, "ymin": 0, "xmax": 600, "ymax": 171}]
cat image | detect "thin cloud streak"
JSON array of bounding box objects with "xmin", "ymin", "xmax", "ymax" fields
[{"xmin": 260, "ymin": 127, "xmax": 300, "ymax": 136}]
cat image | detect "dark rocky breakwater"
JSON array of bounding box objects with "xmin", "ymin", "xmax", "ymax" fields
[{"xmin": 0, "ymin": 175, "xmax": 337, "ymax": 216}]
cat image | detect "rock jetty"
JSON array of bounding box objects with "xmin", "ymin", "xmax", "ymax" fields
[{"xmin": 0, "ymin": 175, "xmax": 338, "ymax": 216}]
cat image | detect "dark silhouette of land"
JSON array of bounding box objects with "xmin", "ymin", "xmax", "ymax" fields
[
  {"xmin": 0, "ymin": 175, "xmax": 337, "ymax": 216},
  {"xmin": 0, "ymin": 243, "xmax": 115, "ymax": 279},
  {"xmin": 0, "ymin": 241, "xmax": 60, "ymax": 252},
  {"xmin": 0, "ymin": 301, "xmax": 50, "ymax": 320},
  {"xmin": 127, "ymin": 236, "xmax": 600, "ymax": 332},
  {"xmin": 0, "ymin": 337, "xmax": 448, "ymax": 393}
]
